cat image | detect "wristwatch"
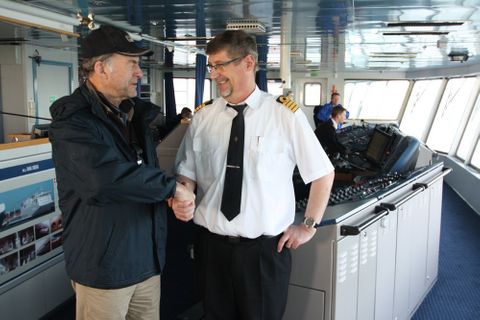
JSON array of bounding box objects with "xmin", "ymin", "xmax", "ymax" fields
[{"xmin": 302, "ymin": 217, "xmax": 318, "ymax": 229}]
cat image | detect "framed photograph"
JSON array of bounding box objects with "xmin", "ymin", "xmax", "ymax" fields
[
  {"xmin": 0, "ymin": 252, "xmax": 19, "ymax": 276},
  {"xmin": 0, "ymin": 180, "xmax": 55, "ymax": 232},
  {"xmin": 18, "ymin": 226, "xmax": 35, "ymax": 246},
  {"xmin": 19, "ymin": 245, "xmax": 36, "ymax": 266},
  {"xmin": 34, "ymin": 220, "xmax": 50, "ymax": 240},
  {"xmin": 35, "ymin": 236, "xmax": 51, "ymax": 256},
  {"xmin": 0, "ymin": 233, "xmax": 18, "ymax": 256}
]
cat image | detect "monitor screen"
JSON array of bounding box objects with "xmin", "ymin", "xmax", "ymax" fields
[{"xmin": 366, "ymin": 129, "xmax": 391, "ymax": 164}]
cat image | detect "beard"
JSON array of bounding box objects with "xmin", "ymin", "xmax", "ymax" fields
[
  {"xmin": 219, "ymin": 86, "xmax": 232, "ymax": 98},
  {"xmin": 216, "ymin": 77, "xmax": 232, "ymax": 98}
]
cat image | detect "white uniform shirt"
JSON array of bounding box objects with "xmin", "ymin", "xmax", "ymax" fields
[
  {"xmin": 331, "ymin": 118, "xmax": 338, "ymax": 129},
  {"xmin": 176, "ymin": 86, "xmax": 334, "ymax": 238}
]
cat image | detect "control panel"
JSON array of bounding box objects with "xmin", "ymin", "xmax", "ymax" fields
[
  {"xmin": 295, "ymin": 172, "xmax": 405, "ymax": 211},
  {"xmin": 337, "ymin": 124, "xmax": 373, "ymax": 152},
  {"xmin": 328, "ymin": 172, "xmax": 404, "ymax": 205}
]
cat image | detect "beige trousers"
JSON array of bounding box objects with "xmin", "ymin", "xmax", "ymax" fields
[{"xmin": 72, "ymin": 275, "xmax": 161, "ymax": 320}]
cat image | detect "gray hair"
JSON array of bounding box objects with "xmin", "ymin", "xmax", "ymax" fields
[
  {"xmin": 206, "ymin": 30, "xmax": 258, "ymax": 69},
  {"xmin": 81, "ymin": 53, "xmax": 114, "ymax": 77}
]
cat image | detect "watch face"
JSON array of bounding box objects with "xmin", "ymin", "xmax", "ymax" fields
[{"xmin": 304, "ymin": 217, "xmax": 315, "ymax": 228}]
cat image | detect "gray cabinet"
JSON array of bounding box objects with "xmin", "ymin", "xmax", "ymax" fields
[
  {"xmin": 374, "ymin": 211, "xmax": 398, "ymax": 320},
  {"xmin": 285, "ymin": 165, "xmax": 449, "ymax": 320}
]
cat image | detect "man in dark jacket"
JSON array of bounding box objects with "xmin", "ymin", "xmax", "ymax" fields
[
  {"xmin": 315, "ymin": 105, "xmax": 348, "ymax": 156},
  {"xmin": 48, "ymin": 25, "xmax": 195, "ymax": 320}
]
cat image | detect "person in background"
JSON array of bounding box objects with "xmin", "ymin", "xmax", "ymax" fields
[
  {"xmin": 175, "ymin": 30, "xmax": 334, "ymax": 320},
  {"xmin": 48, "ymin": 25, "xmax": 194, "ymax": 320},
  {"xmin": 180, "ymin": 107, "xmax": 193, "ymax": 122},
  {"xmin": 313, "ymin": 92, "xmax": 348, "ymax": 127},
  {"xmin": 315, "ymin": 105, "xmax": 348, "ymax": 156},
  {"xmin": 155, "ymin": 107, "xmax": 193, "ymax": 141}
]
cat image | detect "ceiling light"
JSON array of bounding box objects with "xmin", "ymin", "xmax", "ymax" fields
[
  {"xmin": 383, "ymin": 31, "xmax": 449, "ymax": 36},
  {"xmin": 387, "ymin": 21, "xmax": 464, "ymax": 27},
  {"xmin": 226, "ymin": 19, "xmax": 266, "ymax": 34}
]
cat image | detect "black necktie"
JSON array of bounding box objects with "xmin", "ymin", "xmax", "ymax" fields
[{"xmin": 221, "ymin": 104, "xmax": 246, "ymax": 221}]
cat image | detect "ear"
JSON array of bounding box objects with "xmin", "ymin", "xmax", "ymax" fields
[
  {"xmin": 93, "ymin": 60, "xmax": 108, "ymax": 78},
  {"xmin": 244, "ymin": 54, "xmax": 256, "ymax": 72}
]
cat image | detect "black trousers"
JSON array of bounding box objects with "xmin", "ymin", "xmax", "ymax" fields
[{"xmin": 197, "ymin": 229, "xmax": 292, "ymax": 320}]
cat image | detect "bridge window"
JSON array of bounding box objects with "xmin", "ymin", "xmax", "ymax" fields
[
  {"xmin": 426, "ymin": 77, "xmax": 477, "ymax": 153},
  {"xmin": 267, "ymin": 79, "xmax": 284, "ymax": 96},
  {"xmin": 304, "ymin": 83, "xmax": 322, "ymax": 106},
  {"xmin": 344, "ymin": 80, "xmax": 409, "ymax": 120},
  {"xmin": 457, "ymin": 93, "xmax": 480, "ymax": 161},
  {"xmin": 471, "ymin": 140, "xmax": 480, "ymax": 170},
  {"xmin": 400, "ymin": 79, "xmax": 443, "ymax": 141},
  {"xmin": 173, "ymin": 78, "xmax": 211, "ymax": 114}
]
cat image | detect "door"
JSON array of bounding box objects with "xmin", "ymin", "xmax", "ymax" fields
[{"xmin": 33, "ymin": 61, "xmax": 72, "ymax": 124}]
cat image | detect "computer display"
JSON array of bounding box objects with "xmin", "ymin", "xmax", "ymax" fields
[{"xmin": 365, "ymin": 129, "xmax": 391, "ymax": 165}]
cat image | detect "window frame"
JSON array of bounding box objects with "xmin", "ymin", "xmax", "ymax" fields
[
  {"xmin": 425, "ymin": 76, "xmax": 478, "ymax": 155},
  {"xmin": 343, "ymin": 79, "xmax": 412, "ymax": 122},
  {"xmin": 170, "ymin": 77, "xmax": 212, "ymax": 113},
  {"xmin": 303, "ymin": 82, "xmax": 322, "ymax": 107}
]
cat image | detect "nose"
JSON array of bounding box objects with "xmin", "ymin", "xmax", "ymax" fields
[{"xmin": 134, "ymin": 64, "xmax": 143, "ymax": 78}]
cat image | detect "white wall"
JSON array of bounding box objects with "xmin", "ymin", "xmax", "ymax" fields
[
  {"xmin": 440, "ymin": 155, "xmax": 480, "ymax": 215},
  {"xmin": 0, "ymin": 44, "xmax": 78, "ymax": 142},
  {"xmin": 24, "ymin": 44, "xmax": 78, "ymax": 130}
]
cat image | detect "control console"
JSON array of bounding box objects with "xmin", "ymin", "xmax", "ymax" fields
[{"xmin": 295, "ymin": 171, "xmax": 405, "ymax": 211}]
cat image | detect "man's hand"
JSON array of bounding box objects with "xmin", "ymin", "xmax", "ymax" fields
[
  {"xmin": 170, "ymin": 198, "xmax": 195, "ymax": 222},
  {"xmin": 170, "ymin": 182, "xmax": 196, "ymax": 222},
  {"xmin": 175, "ymin": 182, "xmax": 195, "ymax": 201},
  {"xmin": 277, "ymin": 224, "xmax": 316, "ymax": 252}
]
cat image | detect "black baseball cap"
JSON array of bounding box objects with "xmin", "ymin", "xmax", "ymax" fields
[{"xmin": 82, "ymin": 25, "xmax": 153, "ymax": 59}]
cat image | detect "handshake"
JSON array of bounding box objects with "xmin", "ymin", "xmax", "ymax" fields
[{"xmin": 169, "ymin": 182, "xmax": 196, "ymax": 222}]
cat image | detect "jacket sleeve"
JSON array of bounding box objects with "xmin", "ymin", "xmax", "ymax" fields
[{"xmin": 49, "ymin": 114, "xmax": 176, "ymax": 205}]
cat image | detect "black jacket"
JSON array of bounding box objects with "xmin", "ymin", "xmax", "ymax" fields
[
  {"xmin": 49, "ymin": 83, "xmax": 176, "ymax": 289},
  {"xmin": 314, "ymin": 119, "xmax": 346, "ymax": 156}
]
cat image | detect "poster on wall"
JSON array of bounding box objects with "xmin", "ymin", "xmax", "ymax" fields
[
  {"xmin": 0, "ymin": 180, "xmax": 55, "ymax": 232},
  {"xmin": 0, "ymin": 145, "xmax": 65, "ymax": 287}
]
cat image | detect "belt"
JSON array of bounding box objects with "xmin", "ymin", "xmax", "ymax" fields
[{"xmin": 203, "ymin": 228, "xmax": 281, "ymax": 244}]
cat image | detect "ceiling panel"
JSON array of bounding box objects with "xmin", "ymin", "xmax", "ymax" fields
[{"xmin": 2, "ymin": 0, "xmax": 480, "ymax": 71}]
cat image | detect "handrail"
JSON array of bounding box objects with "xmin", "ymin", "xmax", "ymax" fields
[
  {"xmin": 425, "ymin": 167, "xmax": 452, "ymax": 187},
  {"xmin": 382, "ymin": 167, "xmax": 452, "ymax": 210},
  {"xmin": 340, "ymin": 207, "xmax": 389, "ymax": 236}
]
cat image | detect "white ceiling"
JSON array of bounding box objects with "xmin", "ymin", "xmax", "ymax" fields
[{"xmin": 2, "ymin": 0, "xmax": 480, "ymax": 72}]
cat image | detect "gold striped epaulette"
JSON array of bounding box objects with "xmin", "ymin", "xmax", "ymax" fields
[
  {"xmin": 194, "ymin": 99, "xmax": 213, "ymax": 113},
  {"xmin": 276, "ymin": 96, "xmax": 299, "ymax": 112}
]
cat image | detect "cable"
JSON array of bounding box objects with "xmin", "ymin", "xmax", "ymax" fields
[{"xmin": 0, "ymin": 111, "xmax": 52, "ymax": 121}]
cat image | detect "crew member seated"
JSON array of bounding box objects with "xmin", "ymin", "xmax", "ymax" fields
[
  {"xmin": 315, "ymin": 105, "xmax": 348, "ymax": 156},
  {"xmin": 155, "ymin": 107, "xmax": 192, "ymax": 141}
]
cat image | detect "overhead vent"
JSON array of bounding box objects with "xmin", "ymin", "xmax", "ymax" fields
[
  {"xmin": 383, "ymin": 31, "xmax": 449, "ymax": 36},
  {"xmin": 226, "ymin": 19, "xmax": 266, "ymax": 34},
  {"xmin": 387, "ymin": 21, "xmax": 464, "ymax": 27}
]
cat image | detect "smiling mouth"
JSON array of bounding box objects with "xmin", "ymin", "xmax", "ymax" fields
[{"xmin": 216, "ymin": 77, "xmax": 229, "ymax": 85}]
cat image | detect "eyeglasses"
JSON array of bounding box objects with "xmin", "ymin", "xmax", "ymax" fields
[{"xmin": 206, "ymin": 57, "xmax": 242, "ymax": 73}]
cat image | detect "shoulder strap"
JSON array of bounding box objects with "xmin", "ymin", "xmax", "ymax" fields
[
  {"xmin": 194, "ymin": 99, "xmax": 213, "ymax": 113},
  {"xmin": 276, "ymin": 96, "xmax": 299, "ymax": 113}
]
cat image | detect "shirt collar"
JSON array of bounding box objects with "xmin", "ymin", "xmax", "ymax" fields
[
  {"xmin": 222, "ymin": 85, "xmax": 262, "ymax": 110},
  {"xmin": 331, "ymin": 118, "xmax": 338, "ymax": 129}
]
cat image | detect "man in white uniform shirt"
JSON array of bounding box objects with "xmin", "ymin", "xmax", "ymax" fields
[{"xmin": 175, "ymin": 30, "xmax": 334, "ymax": 320}]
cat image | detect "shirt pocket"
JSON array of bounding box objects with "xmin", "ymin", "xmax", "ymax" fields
[
  {"xmin": 248, "ymin": 136, "xmax": 291, "ymax": 181},
  {"xmin": 193, "ymin": 135, "xmax": 225, "ymax": 181}
]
